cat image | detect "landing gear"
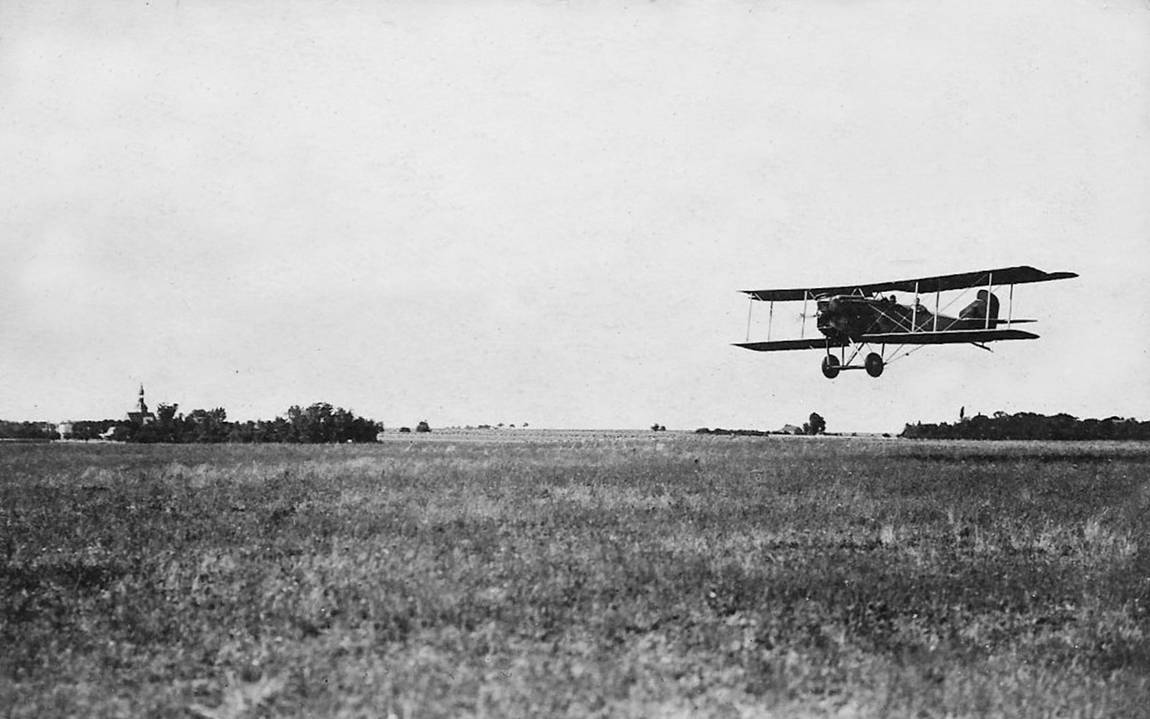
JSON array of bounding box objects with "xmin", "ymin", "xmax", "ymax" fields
[
  {"xmin": 819, "ymin": 348, "xmax": 886, "ymax": 378},
  {"xmin": 865, "ymin": 352, "xmax": 884, "ymax": 378},
  {"xmin": 821, "ymin": 354, "xmax": 841, "ymax": 379}
]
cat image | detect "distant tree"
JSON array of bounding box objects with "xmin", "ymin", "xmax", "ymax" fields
[
  {"xmin": 154, "ymin": 403, "xmax": 182, "ymax": 442},
  {"xmin": 228, "ymin": 420, "xmax": 257, "ymax": 443},
  {"xmin": 651, "ymin": 423, "xmax": 666, "ymax": 432},
  {"xmin": 131, "ymin": 422, "xmax": 160, "ymax": 443},
  {"xmin": 415, "ymin": 420, "xmax": 431, "ymax": 433},
  {"xmin": 106, "ymin": 422, "xmax": 135, "ymax": 442},
  {"xmin": 277, "ymin": 403, "xmax": 380, "ymax": 443},
  {"xmin": 260, "ymin": 416, "xmax": 291, "ymax": 442},
  {"xmin": 804, "ymin": 412, "xmax": 826, "ymax": 435},
  {"xmin": 302, "ymin": 402, "xmax": 335, "ymax": 443},
  {"xmin": 183, "ymin": 407, "xmax": 229, "ymax": 443},
  {"xmin": 156, "ymin": 403, "xmax": 179, "ymax": 424},
  {"xmin": 399, "ymin": 427, "xmax": 412, "ymax": 433}
]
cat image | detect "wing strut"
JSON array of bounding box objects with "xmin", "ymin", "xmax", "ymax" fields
[
  {"xmin": 911, "ymin": 281, "xmax": 919, "ymax": 332},
  {"xmin": 745, "ymin": 296, "xmax": 753, "ymax": 342},
  {"xmin": 801, "ymin": 290, "xmax": 808, "ymax": 339},
  {"xmin": 985, "ymin": 272, "xmax": 993, "ymax": 329}
]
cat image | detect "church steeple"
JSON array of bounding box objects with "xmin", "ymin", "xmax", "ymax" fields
[{"xmin": 127, "ymin": 384, "xmax": 154, "ymax": 425}]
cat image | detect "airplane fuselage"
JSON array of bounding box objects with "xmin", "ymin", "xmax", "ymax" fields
[{"xmin": 816, "ymin": 290, "xmax": 1000, "ymax": 344}]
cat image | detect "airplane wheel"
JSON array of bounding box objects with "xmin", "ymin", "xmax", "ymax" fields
[
  {"xmin": 821, "ymin": 355, "xmax": 841, "ymax": 379},
  {"xmin": 865, "ymin": 352, "xmax": 884, "ymax": 378}
]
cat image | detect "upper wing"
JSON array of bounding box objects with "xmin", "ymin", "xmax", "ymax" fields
[
  {"xmin": 741, "ymin": 266, "xmax": 1077, "ymax": 302},
  {"xmin": 733, "ymin": 338, "xmax": 847, "ymax": 352},
  {"xmin": 861, "ymin": 328, "xmax": 1039, "ymax": 345}
]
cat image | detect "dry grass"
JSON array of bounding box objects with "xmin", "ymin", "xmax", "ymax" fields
[{"xmin": 2, "ymin": 436, "xmax": 1148, "ymax": 717}]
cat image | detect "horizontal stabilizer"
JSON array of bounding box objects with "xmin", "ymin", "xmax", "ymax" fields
[
  {"xmin": 734, "ymin": 338, "xmax": 846, "ymax": 352},
  {"xmin": 861, "ymin": 329, "xmax": 1039, "ymax": 346}
]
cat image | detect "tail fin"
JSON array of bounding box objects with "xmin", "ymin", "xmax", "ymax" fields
[{"xmin": 959, "ymin": 290, "xmax": 1000, "ymax": 327}]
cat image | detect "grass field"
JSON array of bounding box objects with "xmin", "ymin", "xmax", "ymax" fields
[{"xmin": 2, "ymin": 434, "xmax": 1148, "ymax": 718}]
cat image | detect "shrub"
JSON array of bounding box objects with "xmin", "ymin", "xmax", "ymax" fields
[{"xmin": 804, "ymin": 412, "xmax": 826, "ymax": 435}]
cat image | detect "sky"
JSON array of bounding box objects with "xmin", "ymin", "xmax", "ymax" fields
[{"xmin": 2, "ymin": 0, "xmax": 1148, "ymax": 433}]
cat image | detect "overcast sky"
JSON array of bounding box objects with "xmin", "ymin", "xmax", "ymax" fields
[{"xmin": 2, "ymin": 0, "xmax": 1148, "ymax": 432}]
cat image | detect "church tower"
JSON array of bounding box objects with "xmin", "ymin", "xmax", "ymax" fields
[{"xmin": 127, "ymin": 384, "xmax": 155, "ymax": 425}]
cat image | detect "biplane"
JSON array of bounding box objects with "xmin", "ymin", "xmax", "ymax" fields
[{"xmin": 734, "ymin": 265, "xmax": 1077, "ymax": 378}]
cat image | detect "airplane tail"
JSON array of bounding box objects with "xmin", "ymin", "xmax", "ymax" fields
[{"xmin": 959, "ymin": 290, "xmax": 1000, "ymax": 328}]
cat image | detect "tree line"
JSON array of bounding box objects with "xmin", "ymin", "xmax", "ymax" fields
[
  {"xmin": 901, "ymin": 412, "xmax": 1150, "ymax": 441},
  {"xmin": 0, "ymin": 420, "xmax": 59, "ymax": 441},
  {"xmin": 132, "ymin": 402, "xmax": 381, "ymax": 443},
  {"xmin": 1, "ymin": 403, "xmax": 382, "ymax": 443}
]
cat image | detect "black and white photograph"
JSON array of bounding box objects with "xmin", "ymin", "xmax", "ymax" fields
[{"xmin": 3, "ymin": 1, "xmax": 1148, "ymax": 716}]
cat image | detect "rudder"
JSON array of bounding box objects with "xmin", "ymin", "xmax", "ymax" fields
[{"xmin": 959, "ymin": 290, "xmax": 1000, "ymax": 327}]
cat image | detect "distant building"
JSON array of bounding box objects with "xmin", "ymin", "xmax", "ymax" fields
[
  {"xmin": 56, "ymin": 421, "xmax": 73, "ymax": 440},
  {"xmin": 127, "ymin": 384, "xmax": 156, "ymax": 425},
  {"xmin": 779, "ymin": 424, "xmax": 803, "ymax": 435}
]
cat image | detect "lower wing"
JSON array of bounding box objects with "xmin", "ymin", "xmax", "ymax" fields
[
  {"xmin": 862, "ymin": 329, "xmax": 1039, "ymax": 345},
  {"xmin": 733, "ymin": 338, "xmax": 847, "ymax": 352},
  {"xmin": 735, "ymin": 329, "xmax": 1038, "ymax": 352}
]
